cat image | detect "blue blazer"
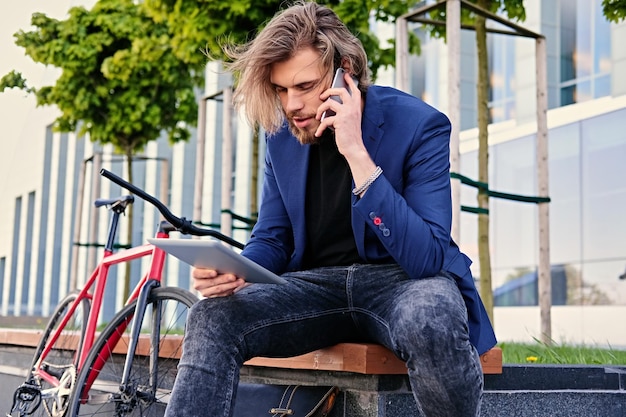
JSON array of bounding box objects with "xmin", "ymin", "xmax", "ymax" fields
[{"xmin": 242, "ymin": 85, "xmax": 497, "ymax": 354}]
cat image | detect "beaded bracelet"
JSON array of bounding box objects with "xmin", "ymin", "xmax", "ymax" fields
[{"xmin": 352, "ymin": 166, "xmax": 383, "ymax": 196}]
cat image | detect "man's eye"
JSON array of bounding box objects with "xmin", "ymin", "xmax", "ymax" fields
[{"xmin": 274, "ymin": 86, "xmax": 287, "ymax": 94}]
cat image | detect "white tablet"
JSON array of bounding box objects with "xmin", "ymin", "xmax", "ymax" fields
[{"xmin": 147, "ymin": 238, "xmax": 287, "ymax": 285}]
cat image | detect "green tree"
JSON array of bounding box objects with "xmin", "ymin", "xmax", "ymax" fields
[
  {"xmin": 602, "ymin": 0, "xmax": 626, "ymax": 22},
  {"xmin": 426, "ymin": 0, "xmax": 526, "ymax": 323},
  {"xmin": 1, "ymin": 0, "xmax": 198, "ymax": 298},
  {"xmin": 144, "ymin": 0, "xmax": 421, "ymax": 79}
]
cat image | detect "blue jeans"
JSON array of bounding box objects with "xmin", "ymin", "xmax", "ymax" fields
[{"xmin": 165, "ymin": 264, "xmax": 483, "ymax": 416}]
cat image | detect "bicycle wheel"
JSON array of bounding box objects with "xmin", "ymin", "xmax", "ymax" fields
[
  {"xmin": 16, "ymin": 291, "xmax": 90, "ymax": 417},
  {"xmin": 67, "ymin": 286, "xmax": 197, "ymax": 417}
]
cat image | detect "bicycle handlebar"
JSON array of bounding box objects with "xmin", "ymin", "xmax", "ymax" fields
[{"xmin": 100, "ymin": 168, "xmax": 245, "ymax": 250}]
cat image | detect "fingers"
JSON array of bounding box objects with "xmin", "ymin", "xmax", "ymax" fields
[
  {"xmin": 315, "ymin": 73, "xmax": 361, "ymax": 137},
  {"xmin": 319, "ymin": 72, "xmax": 359, "ymax": 102},
  {"xmin": 192, "ymin": 268, "xmax": 218, "ymax": 280},
  {"xmin": 192, "ymin": 268, "xmax": 247, "ymax": 298}
]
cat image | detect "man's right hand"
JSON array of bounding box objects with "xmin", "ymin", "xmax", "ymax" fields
[{"xmin": 192, "ymin": 268, "xmax": 248, "ymax": 298}]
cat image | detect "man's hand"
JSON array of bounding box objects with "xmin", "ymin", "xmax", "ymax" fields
[
  {"xmin": 192, "ymin": 268, "xmax": 248, "ymax": 298},
  {"xmin": 315, "ymin": 72, "xmax": 363, "ymax": 153},
  {"xmin": 315, "ymin": 72, "xmax": 377, "ymax": 195}
]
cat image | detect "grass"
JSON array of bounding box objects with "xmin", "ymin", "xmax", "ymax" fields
[{"xmin": 500, "ymin": 340, "xmax": 626, "ymax": 365}]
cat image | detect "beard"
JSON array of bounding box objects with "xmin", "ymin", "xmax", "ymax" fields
[{"xmin": 286, "ymin": 111, "xmax": 320, "ymax": 145}]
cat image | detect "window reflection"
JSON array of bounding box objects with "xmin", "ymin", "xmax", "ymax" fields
[
  {"xmin": 459, "ymin": 108, "xmax": 626, "ymax": 307},
  {"xmin": 559, "ymin": 0, "xmax": 611, "ymax": 106},
  {"xmin": 488, "ymin": 34, "xmax": 516, "ymax": 124}
]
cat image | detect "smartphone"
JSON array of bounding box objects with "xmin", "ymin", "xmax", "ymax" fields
[{"xmin": 321, "ymin": 68, "xmax": 359, "ymax": 123}]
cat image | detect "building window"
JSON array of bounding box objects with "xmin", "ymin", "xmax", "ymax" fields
[
  {"xmin": 488, "ymin": 34, "xmax": 516, "ymax": 123},
  {"xmin": 559, "ymin": 0, "xmax": 612, "ymax": 106}
]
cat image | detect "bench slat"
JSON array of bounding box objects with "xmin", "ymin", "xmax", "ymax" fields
[{"xmin": 245, "ymin": 343, "xmax": 502, "ymax": 375}]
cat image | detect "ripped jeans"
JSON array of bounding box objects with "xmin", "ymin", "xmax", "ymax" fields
[{"xmin": 164, "ymin": 264, "xmax": 483, "ymax": 417}]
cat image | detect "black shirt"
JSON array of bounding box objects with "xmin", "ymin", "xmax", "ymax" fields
[{"xmin": 301, "ymin": 134, "xmax": 362, "ymax": 269}]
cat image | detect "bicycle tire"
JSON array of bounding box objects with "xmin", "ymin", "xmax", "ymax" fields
[
  {"xmin": 67, "ymin": 286, "xmax": 198, "ymax": 417},
  {"xmin": 22, "ymin": 291, "xmax": 90, "ymax": 417}
]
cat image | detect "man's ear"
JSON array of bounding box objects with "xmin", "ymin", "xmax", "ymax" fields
[{"xmin": 340, "ymin": 57, "xmax": 353, "ymax": 75}]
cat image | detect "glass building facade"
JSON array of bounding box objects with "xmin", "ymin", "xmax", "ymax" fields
[
  {"xmin": 459, "ymin": 106, "xmax": 626, "ymax": 307},
  {"xmin": 408, "ymin": 0, "xmax": 626, "ymax": 315},
  {"xmin": 411, "ymin": 0, "xmax": 617, "ymax": 128}
]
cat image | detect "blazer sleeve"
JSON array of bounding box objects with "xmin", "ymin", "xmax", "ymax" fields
[
  {"xmin": 353, "ymin": 109, "xmax": 453, "ymax": 279},
  {"xmin": 240, "ymin": 149, "xmax": 294, "ymax": 274}
]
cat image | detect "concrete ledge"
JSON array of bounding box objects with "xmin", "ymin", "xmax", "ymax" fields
[
  {"xmin": 485, "ymin": 364, "xmax": 626, "ymax": 391},
  {"xmin": 238, "ymin": 363, "xmax": 626, "ymax": 417},
  {"xmin": 481, "ymin": 391, "xmax": 626, "ymax": 417}
]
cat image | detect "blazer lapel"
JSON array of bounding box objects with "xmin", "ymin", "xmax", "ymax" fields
[
  {"xmin": 361, "ymin": 89, "xmax": 385, "ymax": 162},
  {"xmin": 352, "ymin": 89, "xmax": 385, "ymax": 257},
  {"xmin": 277, "ymin": 138, "xmax": 310, "ymax": 253}
]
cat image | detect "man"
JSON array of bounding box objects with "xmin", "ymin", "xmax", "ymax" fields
[{"xmin": 165, "ymin": 2, "xmax": 496, "ymax": 416}]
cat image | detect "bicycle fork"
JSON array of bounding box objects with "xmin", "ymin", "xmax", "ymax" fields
[{"xmin": 116, "ymin": 279, "xmax": 162, "ymax": 409}]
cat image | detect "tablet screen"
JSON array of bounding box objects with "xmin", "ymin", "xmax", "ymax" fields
[{"xmin": 148, "ymin": 238, "xmax": 287, "ymax": 285}]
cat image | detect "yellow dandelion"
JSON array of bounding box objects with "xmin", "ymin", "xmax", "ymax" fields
[{"xmin": 526, "ymin": 356, "xmax": 538, "ymax": 362}]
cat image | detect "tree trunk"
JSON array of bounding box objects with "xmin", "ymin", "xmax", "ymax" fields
[{"xmin": 476, "ymin": 0, "xmax": 494, "ymax": 323}]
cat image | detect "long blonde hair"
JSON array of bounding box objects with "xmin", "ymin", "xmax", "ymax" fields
[{"xmin": 223, "ymin": 1, "xmax": 371, "ymax": 134}]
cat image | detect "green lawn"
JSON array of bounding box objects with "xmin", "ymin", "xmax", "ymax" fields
[{"xmin": 500, "ymin": 341, "xmax": 626, "ymax": 365}]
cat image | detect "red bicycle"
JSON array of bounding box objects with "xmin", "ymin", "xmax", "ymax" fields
[{"xmin": 8, "ymin": 168, "xmax": 243, "ymax": 417}]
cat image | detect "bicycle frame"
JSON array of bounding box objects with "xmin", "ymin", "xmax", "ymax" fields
[
  {"xmin": 33, "ymin": 213, "xmax": 171, "ymax": 400},
  {"xmin": 11, "ymin": 168, "xmax": 244, "ymax": 415}
]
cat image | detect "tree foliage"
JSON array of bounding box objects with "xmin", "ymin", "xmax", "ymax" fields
[
  {"xmin": 0, "ymin": 0, "xmax": 198, "ymax": 158},
  {"xmin": 144, "ymin": 0, "xmax": 421, "ymax": 80},
  {"xmin": 602, "ymin": 0, "xmax": 626, "ymax": 22},
  {"xmin": 426, "ymin": 0, "xmax": 525, "ymax": 39}
]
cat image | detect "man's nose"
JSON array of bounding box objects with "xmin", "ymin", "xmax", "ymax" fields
[{"xmin": 284, "ymin": 90, "xmax": 304, "ymax": 113}]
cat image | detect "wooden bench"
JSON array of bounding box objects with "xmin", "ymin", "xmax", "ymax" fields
[
  {"xmin": 245, "ymin": 343, "xmax": 502, "ymax": 375},
  {"xmin": 0, "ymin": 328, "xmax": 502, "ymax": 375}
]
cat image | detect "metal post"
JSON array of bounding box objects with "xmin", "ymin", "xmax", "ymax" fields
[
  {"xmin": 536, "ymin": 36, "xmax": 552, "ymax": 343},
  {"xmin": 447, "ymin": 0, "xmax": 462, "ymax": 243},
  {"xmin": 86, "ymin": 152, "xmax": 102, "ymax": 276},
  {"xmin": 395, "ymin": 16, "xmax": 409, "ymax": 92},
  {"xmin": 193, "ymin": 97, "xmax": 207, "ymax": 226},
  {"xmin": 69, "ymin": 156, "xmax": 90, "ymax": 290},
  {"xmin": 220, "ymin": 87, "xmax": 234, "ymax": 237},
  {"xmin": 161, "ymin": 158, "xmax": 170, "ymax": 209}
]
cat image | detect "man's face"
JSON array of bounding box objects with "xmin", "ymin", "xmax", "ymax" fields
[{"xmin": 270, "ymin": 47, "xmax": 332, "ymax": 145}]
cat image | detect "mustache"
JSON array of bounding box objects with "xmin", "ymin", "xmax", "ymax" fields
[{"xmin": 287, "ymin": 111, "xmax": 317, "ymax": 120}]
